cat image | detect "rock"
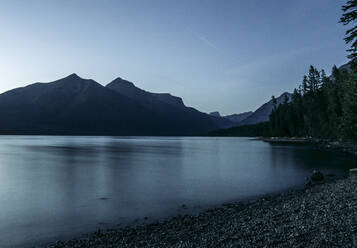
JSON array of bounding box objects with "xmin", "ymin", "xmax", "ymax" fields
[
  {"xmin": 311, "ymin": 170, "xmax": 324, "ymax": 181},
  {"xmin": 305, "ymin": 178, "xmax": 312, "ymax": 186},
  {"xmin": 349, "ymin": 168, "xmax": 357, "ymax": 180}
]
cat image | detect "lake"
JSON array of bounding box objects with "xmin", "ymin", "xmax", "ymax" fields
[{"xmin": 0, "ymin": 136, "xmax": 355, "ymax": 247}]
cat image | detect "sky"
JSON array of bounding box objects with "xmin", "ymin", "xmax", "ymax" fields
[{"xmin": 0, "ymin": 0, "xmax": 350, "ymax": 115}]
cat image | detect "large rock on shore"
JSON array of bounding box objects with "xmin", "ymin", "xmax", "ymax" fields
[
  {"xmin": 305, "ymin": 170, "xmax": 325, "ymax": 186},
  {"xmin": 311, "ymin": 170, "xmax": 324, "ymax": 181}
]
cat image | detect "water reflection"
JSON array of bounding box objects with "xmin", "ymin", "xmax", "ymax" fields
[{"xmin": 0, "ymin": 136, "xmax": 355, "ymax": 247}]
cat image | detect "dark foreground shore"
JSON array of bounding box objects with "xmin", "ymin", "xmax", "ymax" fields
[{"xmin": 45, "ymin": 178, "xmax": 357, "ymax": 248}]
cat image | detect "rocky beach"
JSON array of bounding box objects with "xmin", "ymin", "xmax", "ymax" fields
[{"xmin": 44, "ymin": 175, "xmax": 357, "ymax": 248}]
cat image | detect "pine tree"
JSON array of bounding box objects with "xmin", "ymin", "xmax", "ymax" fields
[
  {"xmin": 341, "ymin": 0, "xmax": 357, "ymax": 66},
  {"xmin": 302, "ymin": 75, "xmax": 309, "ymax": 95},
  {"xmin": 341, "ymin": 73, "xmax": 357, "ymax": 139},
  {"xmin": 307, "ymin": 66, "xmax": 321, "ymax": 93},
  {"xmin": 341, "ymin": 0, "xmax": 357, "ymax": 138},
  {"xmin": 324, "ymin": 67, "xmax": 341, "ymax": 137}
]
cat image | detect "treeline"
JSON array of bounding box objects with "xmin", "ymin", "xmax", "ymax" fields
[
  {"xmin": 206, "ymin": 64, "xmax": 357, "ymax": 140},
  {"xmin": 215, "ymin": 0, "xmax": 357, "ymax": 140},
  {"xmin": 268, "ymin": 65, "xmax": 357, "ymax": 140},
  {"xmin": 207, "ymin": 122, "xmax": 269, "ymax": 137},
  {"xmin": 208, "ymin": 0, "xmax": 357, "ymax": 140}
]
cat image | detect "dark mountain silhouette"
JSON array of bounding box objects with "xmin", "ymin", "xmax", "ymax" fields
[
  {"xmin": 209, "ymin": 111, "xmax": 253, "ymax": 125},
  {"xmin": 237, "ymin": 92, "xmax": 292, "ymax": 126},
  {"xmin": 0, "ymin": 74, "xmax": 163, "ymax": 135},
  {"xmin": 107, "ymin": 77, "xmax": 234, "ymax": 133},
  {"xmin": 209, "ymin": 93, "xmax": 290, "ymax": 127},
  {"xmin": 339, "ymin": 62, "xmax": 351, "ymax": 72},
  {"xmin": 224, "ymin": 112, "xmax": 253, "ymax": 124},
  {"xmin": 207, "ymin": 111, "xmax": 236, "ymax": 128},
  {"xmin": 0, "ymin": 74, "xmax": 232, "ymax": 135},
  {"xmin": 209, "ymin": 111, "xmax": 221, "ymax": 117},
  {"xmin": 107, "ymin": 77, "xmax": 185, "ymax": 108}
]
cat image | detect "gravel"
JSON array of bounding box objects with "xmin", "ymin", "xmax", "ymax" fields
[{"xmin": 45, "ymin": 178, "xmax": 357, "ymax": 248}]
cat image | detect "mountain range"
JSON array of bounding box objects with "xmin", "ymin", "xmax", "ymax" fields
[
  {"xmin": 0, "ymin": 74, "xmax": 233, "ymax": 135},
  {"xmin": 209, "ymin": 92, "xmax": 292, "ymax": 126},
  {"xmin": 0, "ymin": 73, "xmax": 293, "ymax": 135},
  {"xmin": 0, "ymin": 62, "xmax": 350, "ymax": 136}
]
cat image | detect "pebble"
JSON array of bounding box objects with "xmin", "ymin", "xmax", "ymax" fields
[{"xmin": 43, "ymin": 178, "xmax": 357, "ymax": 248}]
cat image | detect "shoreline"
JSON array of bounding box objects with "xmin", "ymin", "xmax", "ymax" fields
[
  {"xmin": 29, "ymin": 138, "xmax": 357, "ymax": 248},
  {"xmin": 14, "ymin": 137, "xmax": 355, "ymax": 247},
  {"xmin": 260, "ymin": 137, "xmax": 357, "ymax": 157},
  {"xmin": 40, "ymin": 177, "xmax": 357, "ymax": 248},
  {"xmin": 33, "ymin": 184, "xmax": 304, "ymax": 248}
]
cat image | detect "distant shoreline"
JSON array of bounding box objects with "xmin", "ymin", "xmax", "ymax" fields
[
  {"xmin": 260, "ymin": 137, "xmax": 357, "ymax": 157},
  {"xmin": 41, "ymin": 176, "xmax": 357, "ymax": 248}
]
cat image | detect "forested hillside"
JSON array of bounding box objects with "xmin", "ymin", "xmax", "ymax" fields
[
  {"xmin": 268, "ymin": 64, "xmax": 357, "ymax": 139},
  {"xmin": 268, "ymin": 1, "xmax": 357, "ymax": 140},
  {"xmin": 208, "ymin": 1, "xmax": 357, "ymax": 140}
]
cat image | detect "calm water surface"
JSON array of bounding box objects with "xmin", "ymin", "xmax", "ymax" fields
[{"xmin": 0, "ymin": 136, "xmax": 356, "ymax": 247}]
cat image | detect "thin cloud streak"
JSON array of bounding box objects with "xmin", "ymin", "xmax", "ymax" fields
[
  {"xmin": 196, "ymin": 34, "xmax": 222, "ymax": 52},
  {"xmin": 187, "ymin": 28, "xmax": 223, "ymax": 53}
]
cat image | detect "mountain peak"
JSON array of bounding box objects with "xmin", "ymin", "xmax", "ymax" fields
[
  {"xmin": 52, "ymin": 73, "xmax": 103, "ymax": 91},
  {"xmin": 66, "ymin": 73, "xmax": 82, "ymax": 80},
  {"xmin": 280, "ymin": 92, "xmax": 291, "ymax": 96},
  {"xmin": 277, "ymin": 92, "xmax": 292, "ymax": 102},
  {"xmin": 113, "ymin": 76, "xmax": 124, "ymax": 81},
  {"xmin": 109, "ymin": 77, "xmax": 136, "ymax": 87},
  {"xmin": 107, "ymin": 77, "xmax": 187, "ymax": 108}
]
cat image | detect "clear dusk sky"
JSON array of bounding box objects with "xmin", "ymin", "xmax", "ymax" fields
[{"xmin": 0, "ymin": 0, "xmax": 350, "ymax": 115}]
